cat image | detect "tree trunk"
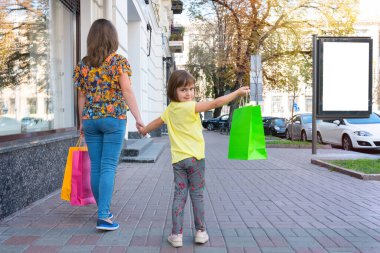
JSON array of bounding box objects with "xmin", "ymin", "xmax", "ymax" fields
[
  {"xmin": 228, "ymin": 100, "xmax": 239, "ymax": 129},
  {"xmin": 290, "ymin": 98, "xmax": 295, "ymax": 141},
  {"xmin": 213, "ymin": 107, "xmax": 222, "ymax": 118},
  {"xmin": 227, "ymin": 73, "xmax": 244, "ymax": 128}
]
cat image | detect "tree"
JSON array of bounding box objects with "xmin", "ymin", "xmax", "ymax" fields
[
  {"xmin": 188, "ymin": 0, "xmax": 359, "ymax": 116},
  {"xmin": 375, "ymin": 76, "xmax": 380, "ymax": 111},
  {"xmin": 186, "ymin": 3, "xmax": 236, "ymax": 117}
]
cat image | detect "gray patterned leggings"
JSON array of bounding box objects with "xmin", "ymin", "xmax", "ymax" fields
[{"xmin": 172, "ymin": 157, "xmax": 206, "ymax": 234}]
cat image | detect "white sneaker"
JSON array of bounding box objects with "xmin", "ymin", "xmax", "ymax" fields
[
  {"xmin": 167, "ymin": 234, "xmax": 183, "ymax": 247},
  {"xmin": 195, "ymin": 230, "xmax": 209, "ymax": 244}
]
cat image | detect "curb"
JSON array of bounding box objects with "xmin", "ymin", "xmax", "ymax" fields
[
  {"xmin": 267, "ymin": 144, "xmax": 331, "ymax": 149},
  {"xmin": 311, "ymin": 158, "xmax": 380, "ymax": 181}
]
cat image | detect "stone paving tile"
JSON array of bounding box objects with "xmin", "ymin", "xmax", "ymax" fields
[
  {"xmin": 23, "ymin": 245, "xmax": 61, "ymax": 253},
  {"xmin": 0, "ymin": 245, "xmax": 28, "ymax": 253},
  {"xmin": 260, "ymin": 247, "xmax": 295, "ymax": 253},
  {"xmin": 3, "ymin": 235, "xmax": 40, "ymax": 245},
  {"xmin": 227, "ymin": 247, "xmax": 245, "ymax": 253},
  {"xmin": 57, "ymin": 245, "xmax": 95, "ymax": 252},
  {"xmin": 126, "ymin": 246, "xmax": 160, "ymax": 253},
  {"xmin": 35, "ymin": 234, "xmax": 72, "ymax": 246},
  {"xmin": 194, "ymin": 247, "xmax": 228, "ymax": 253},
  {"xmin": 243, "ymin": 248, "xmax": 262, "ymax": 253},
  {"xmin": 1, "ymin": 132, "xmax": 380, "ymax": 252}
]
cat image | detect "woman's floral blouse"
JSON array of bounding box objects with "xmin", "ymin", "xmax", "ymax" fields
[{"xmin": 73, "ymin": 53, "xmax": 132, "ymax": 120}]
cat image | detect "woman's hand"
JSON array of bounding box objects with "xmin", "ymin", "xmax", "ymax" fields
[
  {"xmin": 135, "ymin": 119, "xmax": 145, "ymax": 130},
  {"xmin": 137, "ymin": 125, "xmax": 147, "ymax": 136},
  {"xmin": 79, "ymin": 123, "xmax": 84, "ymax": 136}
]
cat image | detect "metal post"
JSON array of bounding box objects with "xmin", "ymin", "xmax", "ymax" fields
[
  {"xmin": 312, "ymin": 35, "xmax": 318, "ymax": 154},
  {"xmin": 255, "ymin": 79, "xmax": 258, "ymax": 105}
]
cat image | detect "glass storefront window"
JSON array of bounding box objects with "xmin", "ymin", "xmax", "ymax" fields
[{"xmin": 0, "ymin": 0, "xmax": 76, "ymax": 137}]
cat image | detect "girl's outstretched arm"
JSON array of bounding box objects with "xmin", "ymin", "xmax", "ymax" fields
[
  {"xmin": 138, "ymin": 117, "xmax": 164, "ymax": 136},
  {"xmin": 195, "ymin": 86, "xmax": 250, "ymax": 113}
]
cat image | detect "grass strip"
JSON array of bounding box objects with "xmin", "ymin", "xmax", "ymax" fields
[
  {"xmin": 328, "ymin": 159, "xmax": 380, "ymax": 174},
  {"xmin": 266, "ymin": 139, "xmax": 326, "ymax": 147}
]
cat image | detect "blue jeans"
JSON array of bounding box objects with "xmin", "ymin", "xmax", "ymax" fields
[{"xmin": 83, "ymin": 117, "xmax": 126, "ymax": 219}]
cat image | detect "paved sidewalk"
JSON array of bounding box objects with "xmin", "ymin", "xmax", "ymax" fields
[{"xmin": 1, "ymin": 131, "xmax": 380, "ymax": 253}]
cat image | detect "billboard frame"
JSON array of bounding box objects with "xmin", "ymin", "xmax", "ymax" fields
[{"xmin": 316, "ymin": 36, "xmax": 373, "ymax": 119}]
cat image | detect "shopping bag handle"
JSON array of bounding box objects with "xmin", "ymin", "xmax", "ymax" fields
[
  {"xmin": 76, "ymin": 135, "xmax": 86, "ymax": 147},
  {"xmin": 239, "ymin": 92, "xmax": 250, "ymax": 108}
]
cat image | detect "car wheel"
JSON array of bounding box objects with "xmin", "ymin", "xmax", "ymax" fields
[
  {"xmin": 301, "ymin": 131, "xmax": 307, "ymax": 142},
  {"xmin": 317, "ymin": 132, "xmax": 324, "ymax": 144},
  {"xmin": 342, "ymin": 135, "xmax": 353, "ymax": 151},
  {"xmin": 206, "ymin": 123, "xmax": 214, "ymax": 131},
  {"xmin": 285, "ymin": 130, "xmax": 291, "ymax": 140}
]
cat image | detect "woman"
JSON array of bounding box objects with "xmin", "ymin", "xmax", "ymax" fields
[{"xmin": 73, "ymin": 19, "xmax": 144, "ymax": 231}]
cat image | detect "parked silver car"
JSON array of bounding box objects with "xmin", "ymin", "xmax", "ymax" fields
[{"xmin": 285, "ymin": 113, "xmax": 312, "ymax": 141}]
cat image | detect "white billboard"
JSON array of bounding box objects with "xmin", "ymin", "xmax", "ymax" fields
[{"xmin": 316, "ymin": 37, "xmax": 372, "ymax": 118}]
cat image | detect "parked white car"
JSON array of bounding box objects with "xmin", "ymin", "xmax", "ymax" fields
[{"xmin": 317, "ymin": 113, "xmax": 380, "ymax": 151}]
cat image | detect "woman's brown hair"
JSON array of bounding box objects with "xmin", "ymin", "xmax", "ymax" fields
[
  {"xmin": 84, "ymin": 19, "xmax": 119, "ymax": 67},
  {"xmin": 167, "ymin": 70, "xmax": 196, "ymax": 102}
]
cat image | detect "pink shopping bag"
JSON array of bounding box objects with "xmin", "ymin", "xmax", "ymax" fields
[{"xmin": 70, "ymin": 150, "xmax": 96, "ymax": 206}]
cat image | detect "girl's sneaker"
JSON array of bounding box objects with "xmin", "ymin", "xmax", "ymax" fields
[
  {"xmin": 195, "ymin": 230, "xmax": 209, "ymax": 244},
  {"xmin": 96, "ymin": 218, "xmax": 119, "ymax": 231},
  {"xmin": 167, "ymin": 234, "xmax": 183, "ymax": 247}
]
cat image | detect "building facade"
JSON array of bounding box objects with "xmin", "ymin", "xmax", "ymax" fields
[{"xmin": 0, "ymin": 0, "xmax": 181, "ymax": 220}]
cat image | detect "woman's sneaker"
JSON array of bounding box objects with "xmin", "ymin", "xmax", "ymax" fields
[
  {"xmin": 195, "ymin": 230, "xmax": 209, "ymax": 244},
  {"xmin": 96, "ymin": 218, "xmax": 119, "ymax": 231},
  {"xmin": 167, "ymin": 234, "xmax": 183, "ymax": 247}
]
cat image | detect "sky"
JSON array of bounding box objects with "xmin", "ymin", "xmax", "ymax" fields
[{"xmin": 359, "ymin": 0, "xmax": 380, "ymax": 20}]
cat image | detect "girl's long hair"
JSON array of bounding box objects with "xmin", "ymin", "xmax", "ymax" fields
[{"xmin": 84, "ymin": 19, "xmax": 119, "ymax": 67}]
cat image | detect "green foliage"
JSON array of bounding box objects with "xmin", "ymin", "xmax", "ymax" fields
[
  {"xmin": 187, "ymin": 0, "xmax": 359, "ymax": 94},
  {"xmin": 185, "ymin": 5, "xmax": 236, "ymax": 117},
  {"xmin": 170, "ymin": 26, "xmax": 185, "ymax": 41},
  {"xmin": 186, "ymin": 41, "xmax": 235, "ymax": 100}
]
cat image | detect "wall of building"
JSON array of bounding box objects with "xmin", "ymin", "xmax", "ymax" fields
[{"xmin": 0, "ymin": 134, "xmax": 78, "ymax": 220}]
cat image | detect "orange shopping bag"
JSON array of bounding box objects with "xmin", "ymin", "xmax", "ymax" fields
[{"xmin": 61, "ymin": 137, "xmax": 88, "ymax": 201}]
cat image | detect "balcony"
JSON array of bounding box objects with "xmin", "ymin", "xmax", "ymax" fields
[
  {"xmin": 169, "ymin": 41, "xmax": 184, "ymax": 53},
  {"xmin": 169, "ymin": 25, "xmax": 184, "ymax": 53},
  {"xmin": 171, "ymin": 0, "xmax": 183, "ymax": 14}
]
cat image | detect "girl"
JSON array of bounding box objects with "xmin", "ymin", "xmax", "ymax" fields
[
  {"xmin": 74, "ymin": 19, "xmax": 144, "ymax": 231},
  {"xmin": 138, "ymin": 70, "xmax": 249, "ymax": 247}
]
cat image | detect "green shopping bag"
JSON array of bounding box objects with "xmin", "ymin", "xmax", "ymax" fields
[{"xmin": 228, "ymin": 105, "xmax": 267, "ymax": 160}]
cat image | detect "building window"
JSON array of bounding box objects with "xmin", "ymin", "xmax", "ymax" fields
[
  {"xmin": 0, "ymin": 0, "xmax": 77, "ymax": 137},
  {"xmin": 271, "ymin": 96, "xmax": 283, "ymax": 113},
  {"xmin": 27, "ymin": 98, "xmax": 37, "ymax": 115}
]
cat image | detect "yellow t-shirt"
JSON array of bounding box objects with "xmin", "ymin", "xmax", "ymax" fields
[{"xmin": 161, "ymin": 101, "xmax": 205, "ymax": 164}]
